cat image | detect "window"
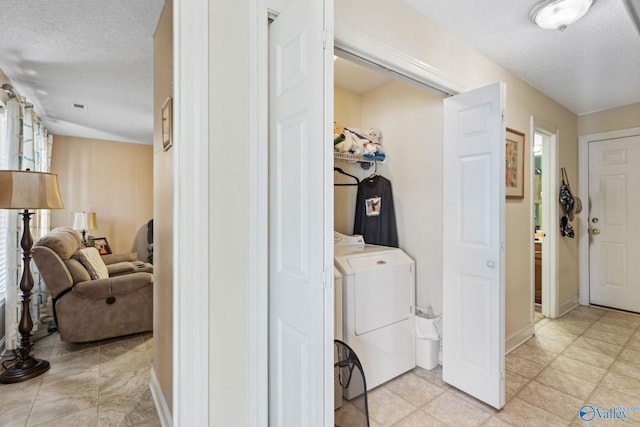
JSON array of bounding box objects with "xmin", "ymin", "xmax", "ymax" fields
[{"xmin": 0, "ymin": 104, "xmax": 8, "ymax": 303}]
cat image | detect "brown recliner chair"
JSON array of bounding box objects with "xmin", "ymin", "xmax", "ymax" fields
[{"xmin": 32, "ymin": 227, "xmax": 153, "ymax": 343}]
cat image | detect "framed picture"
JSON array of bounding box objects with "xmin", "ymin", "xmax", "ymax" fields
[
  {"xmin": 505, "ymin": 127, "xmax": 525, "ymax": 199},
  {"xmin": 92, "ymin": 237, "xmax": 112, "ymax": 255},
  {"xmin": 162, "ymin": 96, "xmax": 173, "ymax": 151}
]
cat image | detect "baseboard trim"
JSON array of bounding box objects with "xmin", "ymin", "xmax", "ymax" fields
[
  {"xmin": 505, "ymin": 323, "xmax": 535, "ymax": 354},
  {"xmin": 559, "ymin": 296, "xmax": 579, "ymax": 317},
  {"xmin": 150, "ymin": 368, "xmax": 172, "ymax": 427}
]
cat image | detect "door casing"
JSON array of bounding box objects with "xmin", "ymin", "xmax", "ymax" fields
[
  {"xmin": 530, "ymin": 118, "xmax": 560, "ymax": 319},
  {"xmin": 578, "ymin": 127, "xmax": 640, "ymax": 306}
]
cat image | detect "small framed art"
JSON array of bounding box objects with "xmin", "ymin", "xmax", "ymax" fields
[
  {"xmin": 505, "ymin": 127, "xmax": 525, "ymax": 199},
  {"xmin": 162, "ymin": 96, "xmax": 173, "ymax": 151},
  {"xmin": 92, "ymin": 237, "xmax": 112, "ymax": 255}
]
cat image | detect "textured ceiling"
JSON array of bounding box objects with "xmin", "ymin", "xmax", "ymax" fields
[
  {"xmin": 402, "ymin": 0, "xmax": 640, "ymax": 115},
  {"xmin": 0, "ymin": 0, "xmax": 637, "ymax": 146},
  {"xmin": 0, "ymin": 0, "xmax": 164, "ymax": 144}
]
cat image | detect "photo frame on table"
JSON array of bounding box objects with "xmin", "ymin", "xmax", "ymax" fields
[
  {"xmin": 505, "ymin": 127, "xmax": 525, "ymax": 199},
  {"xmin": 162, "ymin": 96, "xmax": 173, "ymax": 151},
  {"xmin": 92, "ymin": 237, "xmax": 112, "ymax": 255}
]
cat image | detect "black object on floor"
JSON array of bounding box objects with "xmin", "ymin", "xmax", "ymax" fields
[{"xmin": 335, "ymin": 339, "xmax": 370, "ymax": 427}]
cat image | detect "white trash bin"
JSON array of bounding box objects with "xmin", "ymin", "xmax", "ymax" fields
[{"xmin": 415, "ymin": 310, "xmax": 441, "ymax": 370}]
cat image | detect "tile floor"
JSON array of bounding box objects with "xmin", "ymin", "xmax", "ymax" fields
[
  {"xmin": 336, "ymin": 305, "xmax": 640, "ymax": 426},
  {"xmin": 0, "ymin": 331, "xmax": 159, "ymax": 427},
  {"xmin": 2, "ymin": 305, "xmax": 639, "ymax": 426}
]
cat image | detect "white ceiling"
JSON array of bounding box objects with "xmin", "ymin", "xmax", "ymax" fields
[
  {"xmin": 0, "ymin": 1, "xmax": 638, "ymax": 146},
  {"xmin": 0, "ymin": 0, "xmax": 164, "ymax": 145},
  {"xmin": 402, "ymin": 0, "xmax": 640, "ymax": 115}
]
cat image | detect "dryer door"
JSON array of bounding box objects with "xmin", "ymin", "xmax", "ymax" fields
[{"xmin": 349, "ymin": 252, "xmax": 413, "ymax": 335}]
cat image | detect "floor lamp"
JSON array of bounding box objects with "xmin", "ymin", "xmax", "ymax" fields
[{"xmin": 0, "ymin": 170, "xmax": 64, "ymax": 383}]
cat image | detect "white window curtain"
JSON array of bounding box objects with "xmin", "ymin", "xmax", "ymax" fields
[
  {"xmin": 1, "ymin": 96, "xmax": 54, "ymax": 350},
  {"xmin": 0, "ymin": 103, "xmax": 8, "ymax": 305}
]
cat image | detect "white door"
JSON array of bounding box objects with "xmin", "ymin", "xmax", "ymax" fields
[
  {"xmin": 269, "ymin": 0, "xmax": 333, "ymax": 425},
  {"xmin": 442, "ymin": 82, "xmax": 505, "ymax": 409},
  {"xmin": 589, "ymin": 135, "xmax": 640, "ymax": 312}
]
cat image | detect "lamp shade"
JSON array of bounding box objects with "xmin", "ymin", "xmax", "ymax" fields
[
  {"xmin": 0, "ymin": 170, "xmax": 64, "ymax": 210},
  {"xmin": 73, "ymin": 212, "xmax": 97, "ymax": 231}
]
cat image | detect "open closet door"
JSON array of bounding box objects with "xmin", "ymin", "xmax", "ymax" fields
[
  {"xmin": 268, "ymin": 0, "xmax": 333, "ymax": 425},
  {"xmin": 442, "ymin": 82, "xmax": 506, "ymax": 409}
]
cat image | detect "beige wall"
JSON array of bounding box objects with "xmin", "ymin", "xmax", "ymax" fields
[
  {"xmin": 335, "ymin": 0, "xmax": 579, "ymax": 341},
  {"xmin": 153, "ymin": 0, "xmax": 173, "ymax": 414},
  {"xmin": 578, "ymin": 102, "xmax": 640, "ymax": 136},
  {"xmin": 50, "ymin": 135, "xmax": 153, "ymax": 255}
]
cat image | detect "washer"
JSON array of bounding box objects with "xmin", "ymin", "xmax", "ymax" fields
[{"xmin": 334, "ymin": 232, "xmax": 415, "ymax": 395}]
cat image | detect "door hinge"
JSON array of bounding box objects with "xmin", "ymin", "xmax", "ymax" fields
[
  {"xmin": 323, "ymin": 265, "xmax": 332, "ymax": 289},
  {"xmin": 322, "ymin": 30, "xmax": 329, "ymax": 50}
]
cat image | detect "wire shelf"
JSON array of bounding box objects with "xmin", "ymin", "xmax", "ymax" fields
[{"xmin": 333, "ymin": 152, "xmax": 385, "ymax": 163}]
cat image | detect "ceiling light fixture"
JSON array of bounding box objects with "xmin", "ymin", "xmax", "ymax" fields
[{"xmin": 530, "ymin": 0, "xmax": 595, "ymax": 31}]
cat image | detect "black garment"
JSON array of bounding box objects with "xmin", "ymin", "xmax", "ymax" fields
[{"xmin": 353, "ymin": 175, "xmax": 398, "ymax": 247}]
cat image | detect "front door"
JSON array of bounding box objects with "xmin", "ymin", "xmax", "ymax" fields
[
  {"xmin": 442, "ymin": 82, "xmax": 506, "ymax": 409},
  {"xmin": 268, "ymin": 0, "xmax": 333, "ymax": 425},
  {"xmin": 588, "ymin": 135, "xmax": 640, "ymax": 312}
]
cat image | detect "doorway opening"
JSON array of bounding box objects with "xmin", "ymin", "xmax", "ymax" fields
[
  {"xmin": 530, "ymin": 119, "xmax": 559, "ymax": 319},
  {"xmin": 333, "ymin": 50, "xmax": 506, "ymax": 411}
]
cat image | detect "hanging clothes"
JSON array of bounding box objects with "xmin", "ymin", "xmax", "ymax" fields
[{"xmin": 353, "ymin": 175, "xmax": 398, "ymax": 247}]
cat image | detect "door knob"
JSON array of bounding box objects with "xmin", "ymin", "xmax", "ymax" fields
[
  {"xmin": 592, "ymin": 218, "xmax": 599, "ymax": 223},
  {"xmin": 487, "ymin": 261, "xmax": 495, "ymax": 268},
  {"xmin": 591, "ymin": 228, "xmax": 600, "ymax": 235}
]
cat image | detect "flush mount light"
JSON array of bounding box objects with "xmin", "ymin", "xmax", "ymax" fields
[{"xmin": 530, "ymin": 0, "xmax": 595, "ymax": 31}]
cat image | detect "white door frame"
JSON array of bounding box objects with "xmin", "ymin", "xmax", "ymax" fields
[
  {"xmin": 172, "ymin": 0, "xmax": 268, "ymax": 425},
  {"xmin": 530, "ymin": 117, "xmax": 560, "ymax": 318},
  {"xmin": 172, "ymin": 0, "xmax": 210, "ymax": 425},
  {"xmin": 578, "ymin": 126, "xmax": 640, "ymax": 306},
  {"xmin": 333, "ymin": 22, "xmax": 467, "ymax": 96}
]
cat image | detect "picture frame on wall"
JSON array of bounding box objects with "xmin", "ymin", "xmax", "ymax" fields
[
  {"xmin": 162, "ymin": 96, "xmax": 173, "ymax": 151},
  {"xmin": 92, "ymin": 237, "xmax": 112, "ymax": 255},
  {"xmin": 505, "ymin": 127, "xmax": 525, "ymax": 199}
]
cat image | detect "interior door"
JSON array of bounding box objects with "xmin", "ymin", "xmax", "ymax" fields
[
  {"xmin": 268, "ymin": 0, "xmax": 332, "ymax": 425},
  {"xmin": 442, "ymin": 82, "xmax": 505, "ymax": 409},
  {"xmin": 588, "ymin": 135, "xmax": 640, "ymax": 312}
]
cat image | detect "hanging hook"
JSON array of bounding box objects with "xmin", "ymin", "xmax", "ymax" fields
[{"xmin": 367, "ymin": 161, "xmax": 378, "ymax": 179}]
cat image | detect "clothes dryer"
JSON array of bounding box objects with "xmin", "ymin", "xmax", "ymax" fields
[{"xmin": 334, "ymin": 232, "xmax": 415, "ymax": 396}]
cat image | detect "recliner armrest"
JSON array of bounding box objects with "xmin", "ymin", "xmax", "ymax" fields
[
  {"xmin": 101, "ymin": 252, "xmax": 138, "ymax": 265},
  {"xmin": 107, "ymin": 261, "xmax": 153, "ymax": 276},
  {"xmin": 71, "ymin": 272, "xmax": 153, "ymax": 299}
]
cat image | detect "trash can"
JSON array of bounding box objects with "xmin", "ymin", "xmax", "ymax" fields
[{"xmin": 415, "ymin": 309, "xmax": 441, "ymax": 370}]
